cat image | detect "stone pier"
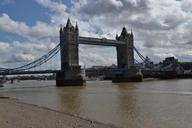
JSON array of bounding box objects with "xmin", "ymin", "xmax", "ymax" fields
[{"xmin": 56, "ymin": 66, "xmax": 85, "ymax": 86}]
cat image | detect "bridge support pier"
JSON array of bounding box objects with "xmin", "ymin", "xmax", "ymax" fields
[
  {"xmin": 56, "ymin": 66, "xmax": 85, "ymax": 86},
  {"xmin": 112, "ymin": 67, "xmax": 143, "ymax": 82}
]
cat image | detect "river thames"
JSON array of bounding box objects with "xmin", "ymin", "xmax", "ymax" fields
[{"xmin": 1, "ymin": 79, "xmax": 192, "ymax": 128}]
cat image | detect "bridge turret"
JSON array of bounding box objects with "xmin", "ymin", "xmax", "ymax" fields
[
  {"xmin": 75, "ymin": 23, "xmax": 79, "ymax": 33},
  {"xmin": 66, "ymin": 18, "xmax": 73, "ymax": 28},
  {"xmin": 120, "ymin": 27, "xmax": 128, "ymax": 39},
  {"xmin": 130, "ymin": 29, "xmax": 133, "ymax": 39},
  {"xmin": 59, "ymin": 24, "xmax": 64, "ymax": 43},
  {"xmin": 116, "ymin": 33, "xmax": 119, "ymax": 40},
  {"xmin": 129, "ymin": 29, "xmax": 134, "ymax": 47},
  {"xmin": 60, "ymin": 24, "xmax": 63, "ymax": 33}
]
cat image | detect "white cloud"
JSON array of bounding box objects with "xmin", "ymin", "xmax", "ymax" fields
[
  {"xmin": 0, "ymin": 13, "xmax": 59, "ymax": 43},
  {"xmin": 11, "ymin": 53, "xmax": 35, "ymax": 63},
  {"xmin": 181, "ymin": 0, "xmax": 192, "ymax": 12},
  {"xmin": 36, "ymin": 0, "xmax": 67, "ymax": 13},
  {"xmin": 0, "ymin": 42, "xmax": 10, "ymax": 53},
  {"xmin": 79, "ymin": 45, "xmax": 116, "ymax": 67},
  {"xmin": 0, "ymin": 13, "xmax": 29, "ymax": 34}
]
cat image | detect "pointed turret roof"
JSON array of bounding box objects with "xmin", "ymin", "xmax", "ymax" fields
[
  {"xmin": 59, "ymin": 24, "xmax": 63, "ymax": 33},
  {"xmin": 66, "ymin": 18, "xmax": 72, "ymax": 28},
  {"xmin": 116, "ymin": 33, "xmax": 118, "ymax": 40},
  {"xmin": 130, "ymin": 28, "xmax": 133, "ymax": 37},
  {"xmin": 75, "ymin": 22, "xmax": 78, "ymax": 31},
  {"xmin": 120, "ymin": 27, "xmax": 128, "ymax": 38}
]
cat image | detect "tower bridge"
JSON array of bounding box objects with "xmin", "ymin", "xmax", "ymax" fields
[
  {"xmin": 0, "ymin": 18, "xmax": 181, "ymax": 86},
  {"xmin": 57, "ymin": 18, "xmax": 138, "ymax": 85}
]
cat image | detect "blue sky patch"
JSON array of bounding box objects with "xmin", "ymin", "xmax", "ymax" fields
[
  {"xmin": 0, "ymin": 0, "xmax": 51, "ymax": 26},
  {"xmin": 0, "ymin": 32, "xmax": 26, "ymax": 43}
]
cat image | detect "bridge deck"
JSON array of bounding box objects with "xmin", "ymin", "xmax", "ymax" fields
[
  {"xmin": 79, "ymin": 36, "xmax": 126, "ymax": 46},
  {"xmin": 0, "ymin": 70, "xmax": 61, "ymax": 75}
]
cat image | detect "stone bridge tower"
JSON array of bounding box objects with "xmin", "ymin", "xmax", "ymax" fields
[
  {"xmin": 116, "ymin": 27, "xmax": 134, "ymax": 69},
  {"xmin": 56, "ymin": 19, "xmax": 84, "ymax": 86},
  {"xmin": 60, "ymin": 18, "xmax": 79, "ymax": 70}
]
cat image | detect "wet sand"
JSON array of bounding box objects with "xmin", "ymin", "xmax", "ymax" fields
[{"xmin": 0, "ymin": 98, "xmax": 117, "ymax": 128}]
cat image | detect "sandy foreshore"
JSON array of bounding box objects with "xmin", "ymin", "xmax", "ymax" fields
[{"xmin": 0, "ymin": 97, "xmax": 118, "ymax": 128}]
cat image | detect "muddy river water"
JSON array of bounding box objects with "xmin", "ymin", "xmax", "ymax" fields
[{"xmin": 1, "ymin": 79, "xmax": 192, "ymax": 128}]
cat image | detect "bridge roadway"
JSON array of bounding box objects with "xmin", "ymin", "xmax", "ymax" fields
[
  {"xmin": 86, "ymin": 68, "xmax": 177, "ymax": 79},
  {"xmin": 0, "ymin": 68, "xmax": 123, "ymax": 76},
  {"xmin": 79, "ymin": 36, "xmax": 126, "ymax": 46},
  {"xmin": 0, "ymin": 70, "xmax": 61, "ymax": 75},
  {"xmin": 0, "ymin": 68, "xmax": 177, "ymax": 79}
]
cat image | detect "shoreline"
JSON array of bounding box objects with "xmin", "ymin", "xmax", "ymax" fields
[{"xmin": 0, "ymin": 97, "xmax": 118, "ymax": 128}]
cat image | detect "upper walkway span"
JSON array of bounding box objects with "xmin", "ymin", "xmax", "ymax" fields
[{"xmin": 79, "ymin": 36, "xmax": 126, "ymax": 46}]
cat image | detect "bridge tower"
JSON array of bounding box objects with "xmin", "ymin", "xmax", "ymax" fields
[
  {"xmin": 56, "ymin": 19, "xmax": 85, "ymax": 86},
  {"xmin": 60, "ymin": 18, "xmax": 79, "ymax": 70},
  {"xmin": 116, "ymin": 27, "xmax": 134, "ymax": 69},
  {"xmin": 113, "ymin": 27, "xmax": 142, "ymax": 82}
]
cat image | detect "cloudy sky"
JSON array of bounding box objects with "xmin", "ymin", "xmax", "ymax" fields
[{"xmin": 0, "ymin": 0, "xmax": 192, "ymax": 68}]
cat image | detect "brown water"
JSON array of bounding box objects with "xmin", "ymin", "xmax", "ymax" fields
[{"xmin": 1, "ymin": 79, "xmax": 192, "ymax": 128}]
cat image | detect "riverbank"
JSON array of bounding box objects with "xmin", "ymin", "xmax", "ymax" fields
[{"xmin": 0, "ymin": 97, "xmax": 117, "ymax": 128}]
